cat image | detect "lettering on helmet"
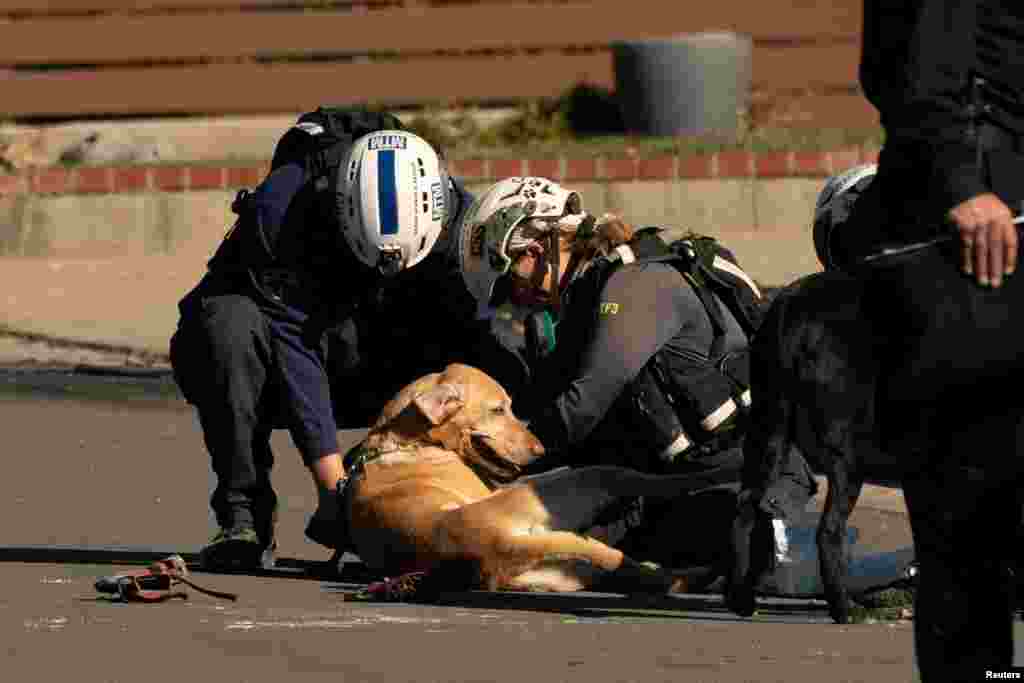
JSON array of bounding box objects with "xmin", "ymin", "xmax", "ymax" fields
[
  {"xmin": 368, "ymin": 134, "xmax": 408, "ymax": 151},
  {"xmin": 431, "ymin": 181, "xmax": 444, "ymax": 221},
  {"xmin": 487, "ymin": 244, "xmax": 507, "ymax": 271},
  {"xmin": 599, "ymin": 302, "xmax": 620, "ymax": 316}
]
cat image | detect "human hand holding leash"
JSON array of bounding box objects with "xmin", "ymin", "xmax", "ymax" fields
[
  {"xmin": 948, "ymin": 192, "xmax": 1018, "ymax": 288},
  {"xmin": 860, "ymin": 203, "xmax": 1023, "ymax": 278}
]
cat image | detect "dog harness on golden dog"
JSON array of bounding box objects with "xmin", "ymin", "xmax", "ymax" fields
[
  {"xmin": 94, "ymin": 555, "xmax": 239, "ymax": 603},
  {"xmin": 342, "ymin": 442, "xmax": 382, "ymax": 481},
  {"xmin": 345, "ymin": 434, "xmax": 523, "ymax": 489}
]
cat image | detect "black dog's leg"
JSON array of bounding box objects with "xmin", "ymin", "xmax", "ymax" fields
[
  {"xmin": 817, "ymin": 454, "xmax": 863, "ymax": 624},
  {"xmin": 812, "ymin": 338, "xmax": 876, "ymax": 623},
  {"xmin": 726, "ymin": 384, "xmax": 795, "ymax": 617},
  {"xmin": 727, "ymin": 495, "xmax": 777, "ymax": 616},
  {"xmin": 726, "ymin": 495, "xmax": 759, "ymax": 616}
]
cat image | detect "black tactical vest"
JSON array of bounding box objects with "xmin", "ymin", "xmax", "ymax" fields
[{"xmin": 573, "ymin": 229, "xmax": 765, "ymax": 464}]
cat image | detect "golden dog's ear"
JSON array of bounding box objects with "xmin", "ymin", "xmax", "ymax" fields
[{"xmin": 411, "ymin": 382, "xmax": 464, "ymax": 426}]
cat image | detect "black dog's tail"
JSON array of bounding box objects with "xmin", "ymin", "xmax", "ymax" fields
[{"xmin": 742, "ymin": 278, "xmax": 803, "ymax": 496}]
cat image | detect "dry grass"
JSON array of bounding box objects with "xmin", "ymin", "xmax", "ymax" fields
[
  {"xmin": 404, "ymin": 96, "xmax": 884, "ymax": 160},
  {"xmin": 34, "ymin": 89, "xmax": 885, "ymax": 169}
]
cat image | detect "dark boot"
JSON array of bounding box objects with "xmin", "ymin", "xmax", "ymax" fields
[{"xmin": 200, "ymin": 497, "xmax": 277, "ymax": 571}]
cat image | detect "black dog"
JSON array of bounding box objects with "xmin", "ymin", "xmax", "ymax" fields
[{"xmin": 726, "ymin": 269, "xmax": 893, "ymax": 624}]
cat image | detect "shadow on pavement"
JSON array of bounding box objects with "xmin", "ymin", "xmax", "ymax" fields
[
  {"xmin": 1, "ymin": 544, "xmax": 831, "ymax": 622},
  {"xmin": 0, "ymin": 544, "xmax": 375, "ymax": 582},
  {"xmin": 326, "ymin": 584, "xmax": 832, "ymax": 623}
]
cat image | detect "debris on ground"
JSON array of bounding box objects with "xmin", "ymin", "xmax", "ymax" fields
[{"xmin": 346, "ymin": 572, "xmax": 429, "ymax": 602}]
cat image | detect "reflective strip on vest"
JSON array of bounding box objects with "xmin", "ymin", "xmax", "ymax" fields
[
  {"xmin": 701, "ymin": 398, "xmax": 737, "ymax": 432},
  {"xmin": 614, "ymin": 244, "xmax": 637, "ymax": 264},
  {"xmin": 739, "ymin": 388, "xmax": 752, "ymax": 407},
  {"xmin": 661, "ymin": 431, "xmax": 692, "ymax": 459},
  {"xmin": 711, "ymin": 254, "xmax": 761, "ymax": 299}
]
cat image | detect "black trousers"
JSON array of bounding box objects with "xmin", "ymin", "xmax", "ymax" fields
[
  {"xmin": 870, "ymin": 246, "xmax": 1024, "ymax": 680},
  {"xmin": 904, "ymin": 458, "xmax": 1022, "ymax": 681},
  {"xmin": 170, "ymin": 274, "xmax": 342, "ymax": 533}
]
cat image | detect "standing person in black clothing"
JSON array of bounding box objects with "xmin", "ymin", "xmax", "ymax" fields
[
  {"xmin": 853, "ymin": 2, "xmax": 1024, "ymax": 678},
  {"xmin": 457, "ymin": 176, "xmax": 817, "ymax": 572},
  {"xmin": 170, "ymin": 109, "xmax": 474, "ymax": 570}
]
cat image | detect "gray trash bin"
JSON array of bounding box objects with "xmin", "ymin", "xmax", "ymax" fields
[{"xmin": 612, "ymin": 32, "xmax": 753, "ymax": 138}]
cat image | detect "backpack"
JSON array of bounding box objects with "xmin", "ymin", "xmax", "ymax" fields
[
  {"xmin": 268, "ymin": 107, "xmax": 405, "ymax": 184},
  {"xmin": 209, "ymin": 107, "xmax": 405, "ymax": 272},
  {"xmin": 526, "ymin": 228, "xmax": 764, "ymax": 363},
  {"xmin": 661, "ymin": 231, "xmax": 765, "ymax": 354},
  {"xmin": 525, "ymin": 227, "xmax": 765, "ymax": 463}
]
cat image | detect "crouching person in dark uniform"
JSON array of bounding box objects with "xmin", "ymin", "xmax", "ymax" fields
[
  {"xmin": 456, "ymin": 176, "xmax": 817, "ymax": 575},
  {"xmin": 170, "ymin": 109, "xmax": 473, "ymax": 570},
  {"xmin": 836, "ymin": 2, "xmax": 1024, "ymax": 678}
]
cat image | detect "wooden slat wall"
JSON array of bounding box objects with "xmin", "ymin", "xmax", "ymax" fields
[
  {"xmin": 0, "ymin": 3, "xmax": 861, "ymax": 66},
  {"xmin": 0, "ymin": 0, "xmax": 857, "ymax": 17},
  {"xmin": 0, "ymin": 44, "xmax": 864, "ymax": 115},
  {"xmin": 1, "ymin": 54, "xmax": 617, "ymax": 116},
  {"xmin": 754, "ymin": 43, "xmax": 860, "ymax": 92},
  {"xmin": 0, "ymin": 0, "xmax": 289, "ymax": 13},
  {"xmin": 1, "ymin": 54, "xmax": 877, "ymax": 127},
  {"xmin": 0, "ymin": 0, "xmax": 873, "ymax": 128}
]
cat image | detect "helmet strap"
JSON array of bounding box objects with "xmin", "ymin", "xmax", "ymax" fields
[
  {"xmin": 553, "ymin": 216, "xmax": 594, "ymax": 308},
  {"xmin": 559, "ymin": 251, "xmax": 583, "ymax": 292},
  {"xmin": 377, "ymin": 249, "xmax": 404, "ymax": 277},
  {"xmin": 575, "ymin": 213, "xmax": 597, "ymax": 241},
  {"xmin": 547, "ymin": 229, "xmax": 562, "ymax": 312}
]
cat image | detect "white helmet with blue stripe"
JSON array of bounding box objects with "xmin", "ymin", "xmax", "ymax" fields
[{"xmin": 338, "ymin": 129, "xmax": 451, "ymax": 276}]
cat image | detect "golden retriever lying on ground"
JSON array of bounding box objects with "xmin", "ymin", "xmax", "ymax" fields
[{"xmin": 345, "ymin": 363, "xmax": 717, "ymax": 598}]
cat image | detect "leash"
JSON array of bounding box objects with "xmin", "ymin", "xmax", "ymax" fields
[
  {"xmin": 859, "ymin": 215, "xmax": 1024, "ymax": 266},
  {"xmin": 95, "ymin": 555, "xmax": 239, "ymax": 603}
]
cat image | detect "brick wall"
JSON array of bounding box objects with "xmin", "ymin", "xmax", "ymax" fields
[
  {"xmin": 0, "ymin": 149, "xmax": 877, "ymax": 351},
  {"xmin": 0, "ymin": 148, "xmax": 879, "ymax": 197}
]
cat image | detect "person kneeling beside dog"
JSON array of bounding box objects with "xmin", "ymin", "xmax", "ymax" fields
[
  {"xmin": 456, "ymin": 176, "xmax": 817, "ymax": 575},
  {"xmin": 170, "ymin": 108, "xmax": 475, "ymax": 571}
]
